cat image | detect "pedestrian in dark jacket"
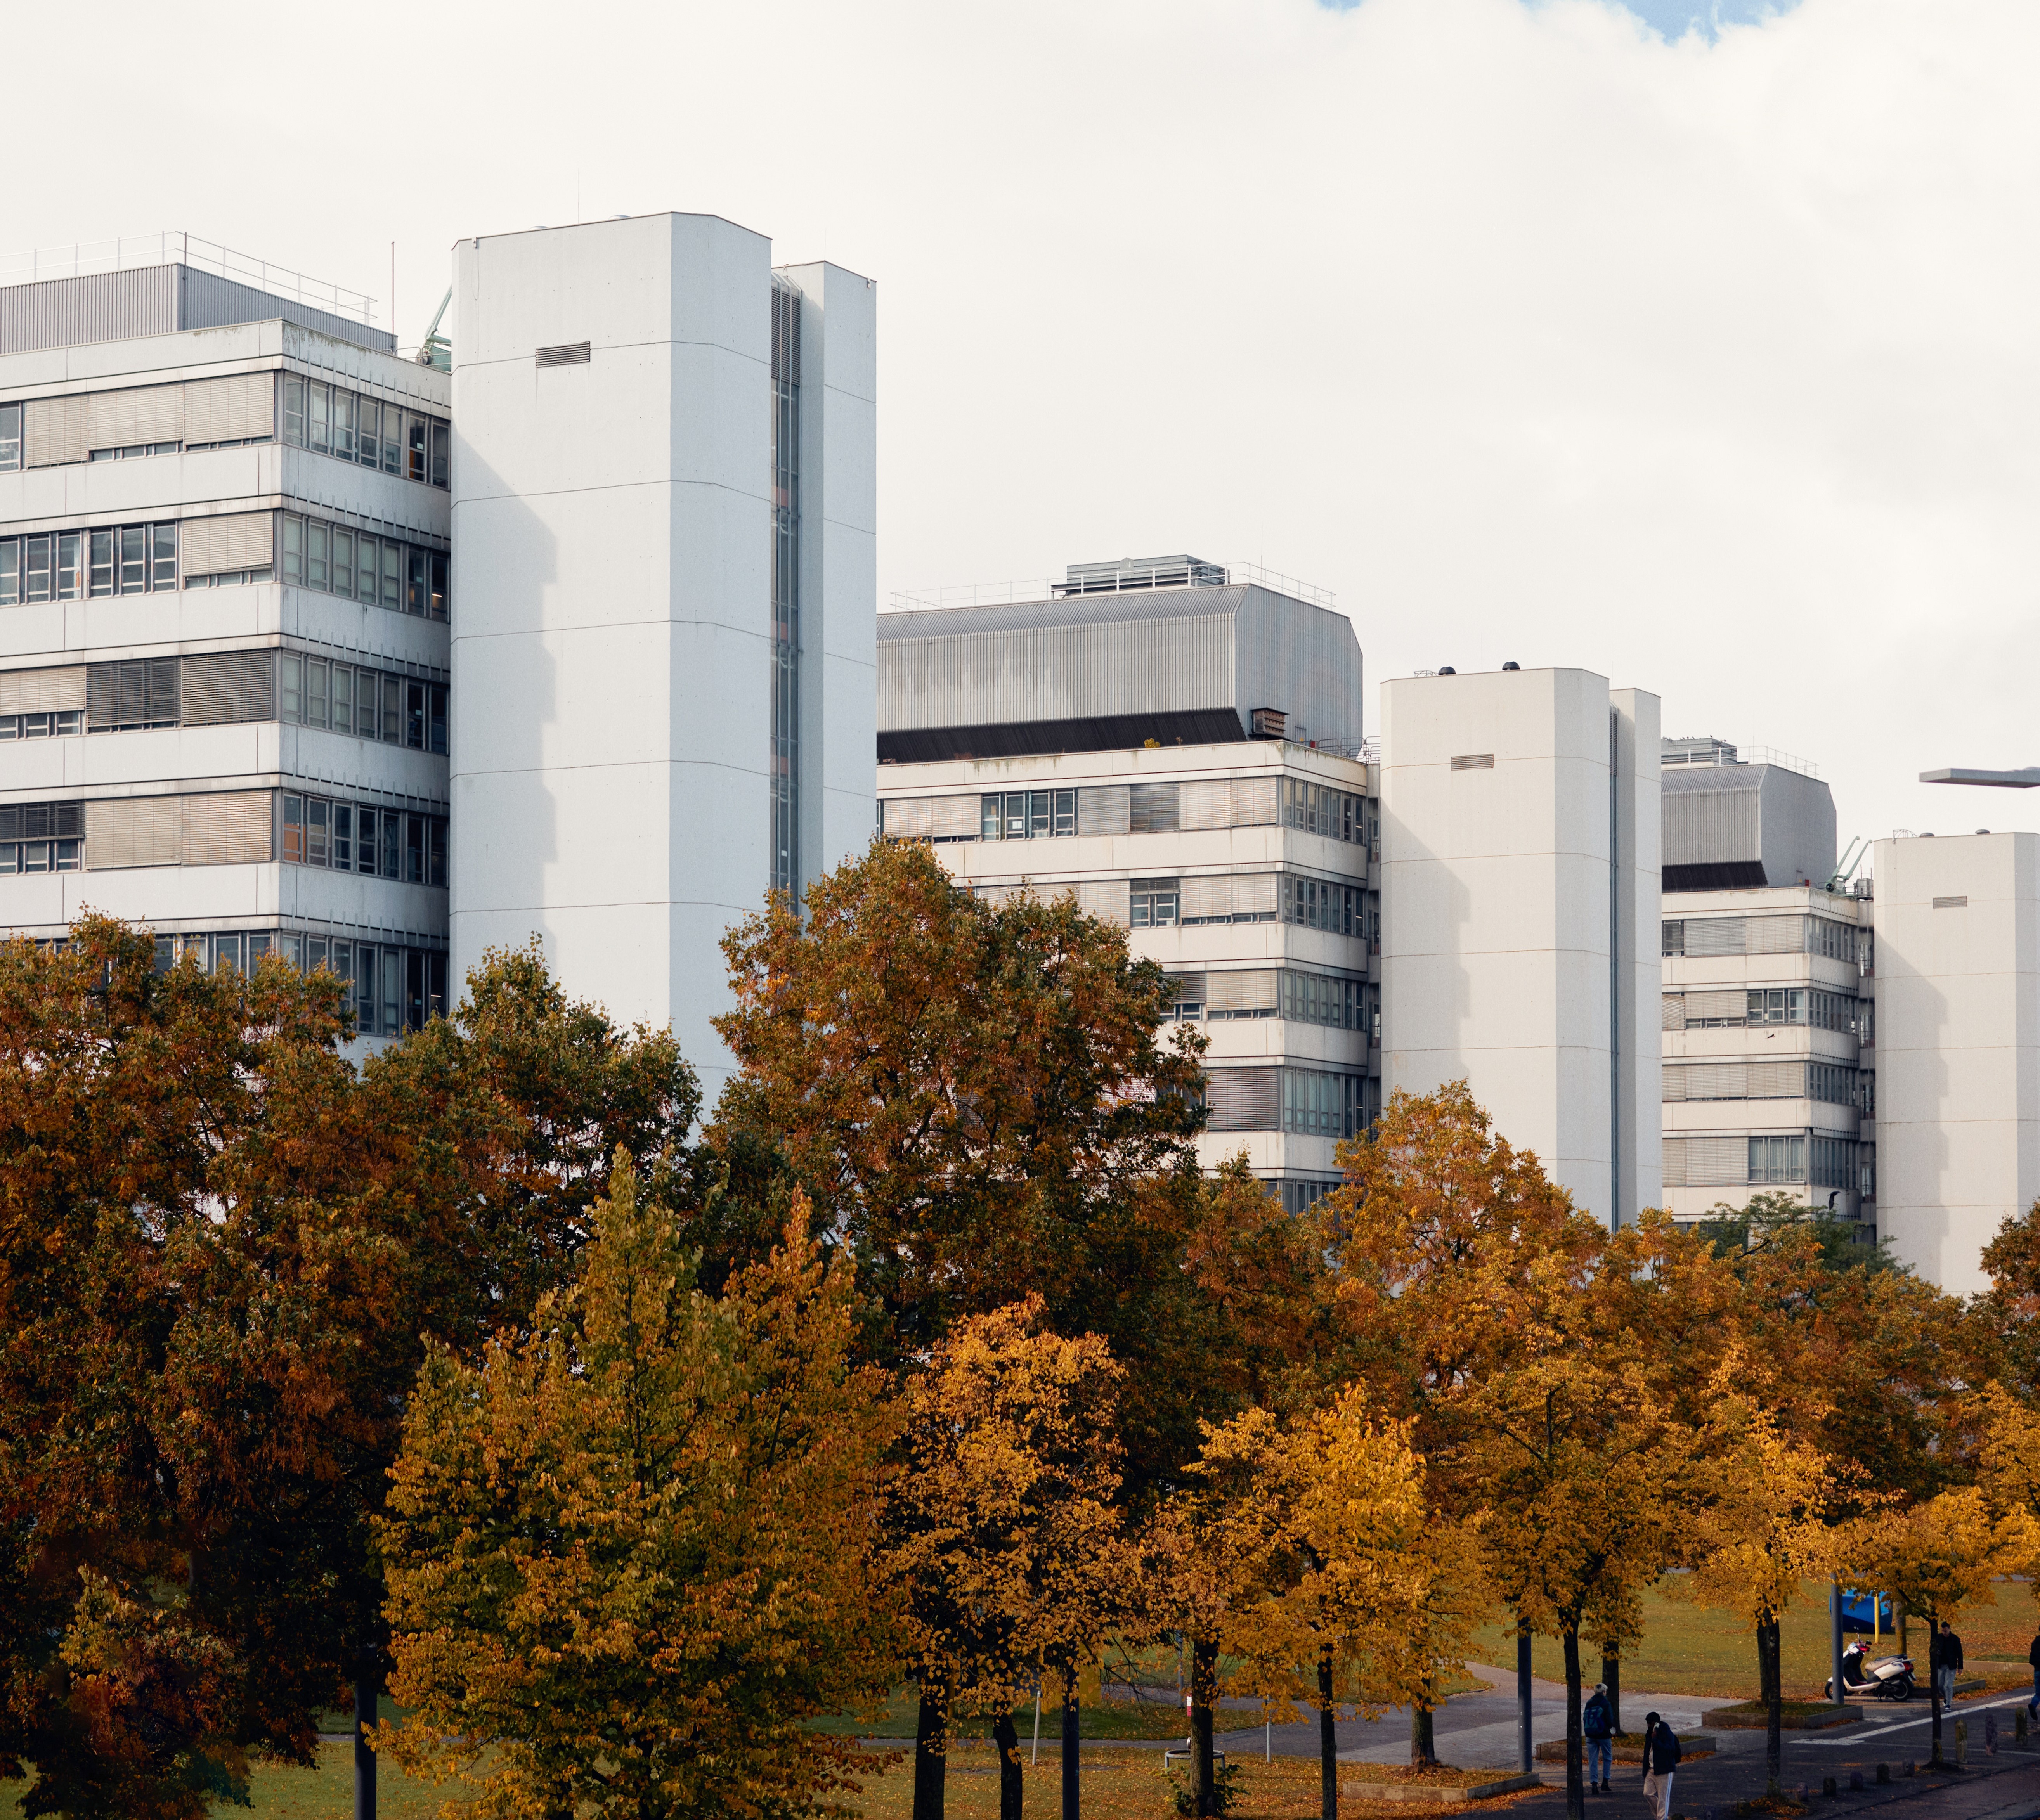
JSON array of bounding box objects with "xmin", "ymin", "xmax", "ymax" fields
[
  {"xmin": 1641, "ymin": 1712, "xmax": 1681, "ymax": 1820},
  {"xmin": 1582, "ymin": 1684, "xmax": 1613, "ymax": 1793},
  {"xmin": 2027, "ymin": 1630, "xmax": 2039, "ymax": 1721},
  {"xmin": 1935, "ymin": 1622, "xmax": 1965, "ymax": 1709}
]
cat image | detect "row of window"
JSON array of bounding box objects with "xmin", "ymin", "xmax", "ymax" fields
[
  {"xmin": 1664, "ymin": 988, "xmax": 1863, "ymax": 1034},
  {"xmin": 282, "ymin": 795, "xmax": 448, "ymax": 886},
  {"xmin": 0, "ymin": 516, "xmax": 450, "ymax": 620},
  {"xmin": 888, "ymin": 772, "xmax": 1374, "ymax": 847},
  {"xmin": 0, "ymin": 710, "xmax": 81, "ymax": 740},
  {"xmin": 1204, "ymin": 1065, "xmax": 1370, "ymax": 1139},
  {"xmin": 152, "ymin": 928, "xmax": 449, "ymax": 1036},
  {"xmin": 1662, "ymin": 915, "xmax": 1862, "ymax": 962},
  {"xmin": 1664, "ymin": 1134, "xmax": 1867, "ymax": 1193},
  {"xmin": 0, "ymin": 523, "xmax": 179, "ymax": 602},
  {"xmin": 1662, "ymin": 1060, "xmax": 1861, "ymax": 1106},
  {"xmin": 0, "ymin": 800, "xmax": 83, "ymax": 874},
  {"xmin": 1163, "ymin": 966, "xmax": 1375, "ymax": 1032},
  {"xmin": 281, "ymin": 654, "xmax": 447, "ymax": 753},
  {"xmin": 280, "ymin": 514, "xmax": 449, "ymax": 620},
  {"xmin": 281, "ymin": 376, "xmax": 449, "ymax": 487}
]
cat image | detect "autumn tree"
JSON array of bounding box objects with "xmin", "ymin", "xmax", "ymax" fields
[
  {"xmin": 885, "ymin": 1298, "xmax": 1140, "ymax": 1820},
  {"xmin": 0, "ymin": 919, "xmax": 395, "ymax": 1819},
  {"xmin": 711, "ymin": 838, "xmax": 1216, "ymax": 1485},
  {"xmin": 378, "ymin": 1157, "xmax": 896, "ymax": 1820},
  {"xmin": 1684, "ymin": 1377, "xmax": 1848, "ymax": 1793},
  {"xmin": 1192, "ymin": 1393, "xmax": 1472, "ymax": 1820},
  {"xmin": 1845, "ymin": 1488, "xmax": 2038, "ymax": 1763}
]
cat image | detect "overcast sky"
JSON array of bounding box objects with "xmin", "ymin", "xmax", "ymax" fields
[{"xmin": 9, "ymin": 0, "xmax": 2032, "ymax": 868}]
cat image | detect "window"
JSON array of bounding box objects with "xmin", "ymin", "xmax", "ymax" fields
[
  {"xmin": 280, "ymin": 374, "xmax": 447, "ymax": 487},
  {"xmin": 1282, "ymin": 873, "xmax": 1364, "ymax": 936},
  {"xmin": 407, "ymin": 415, "xmax": 427, "ymax": 482},
  {"xmin": 981, "ymin": 788, "xmax": 1077, "ymax": 840},
  {"xmin": 1747, "ymin": 988, "xmax": 1807, "ymax": 1026},
  {"xmin": 88, "ymin": 532, "xmax": 113, "ymax": 597},
  {"xmin": 0, "ymin": 800, "xmax": 84, "ymax": 874},
  {"xmin": 279, "ymin": 511, "xmax": 448, "ymax": 620},
  {"xmin": 27, "ymin": 522, "xmax": 183, "ymax": 596},
  {"xmin": 1661, "ymin": 921, "xmax": 1684, "ymax": 957},
  {"xmin": 282, "ymin": 792, "xmax": 447, "ymax": 883},
  {"xmin": 0, "ymin": 402, "xmax": 18, "ymax": 472},
  {"xmin": 430, "ymin": 421, "xmax": 449, "ymax": 488},
  {"xmin": 0, "ymin": 711, "xmax": 81, "ymax": 739},
  {"xmin": 1130, "ymin": 876, "xmax": 1179, "ymax": 928},
  {"xmin": 1128, "ymin": 781, "xmax": 1180, "ymax": 834},
  {"xmin": 308, "ymin": 381, "xmax": 331, "ymax": 454},
  {"xmin": 283, "ymin": 374, "xmax": 306, "ymax": 445},
  {"xmin": 1748, "ymin": 1136, "xmax": 1806, "ymax": 1185},
  {"xmin": 280, "ymin": 655, "xmax": 449, "ymax": 749},
  {"xmin": 89, "ymin": 443, "xmax": 182, "ymax": 461},
  {"xmin": 1282, "ymin": 1068, "xmax": 1364, "ymax": 1138},
  {"xmin": 56, "ymin": 533, "xmax": 79, "ymax": 599},
  {"xmin": 1281, "ymin": 776, "xmax": 1368, "ymax": 842}
]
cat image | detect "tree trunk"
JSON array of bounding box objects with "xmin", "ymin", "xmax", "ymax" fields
[
  {"xmin": 1563, "ymin": 1626, "xmax": 1585, "ymax": 1820},
  {"xmin": 354, "ymin": 1666, "xmax": 378, "ymax": 1820},
  {"xmin": 1191, "ymin": 1633, "xmax": 1220, "ymax": 1817},
  {"xmin": 913, "ymin": 1685, "xmax": 948, "ymax": 1820},
  {"xmin": 1410, "ymin": 1700, "xmax": 1437, "ymax": 1768},
  {"xmin": 1062, "ymin": 1670, "xmax": 1081, "ymax": 1820},
  {"xmin": 992, "ymin": 1710, "xmax": 1023, "ymax": 1820},
  {"xmin": 1758, "ymin": 1615, "xmax": 1783, "ymax": 1795},
  {"xmin": 1601, "ymin": 1644, "xmax": 1621, "ymax": 1740},
  {"xmin": 1319, "ymin": 1644, "xmax": 1339, "ymax": 1820}
]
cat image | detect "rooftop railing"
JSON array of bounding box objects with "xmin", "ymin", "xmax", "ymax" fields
[{"xmin": 0, "ymin": 232, "xmax": 378, "ymax": 327}]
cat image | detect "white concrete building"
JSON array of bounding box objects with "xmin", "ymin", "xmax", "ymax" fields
[
  {"xmin": 0, "ymin": 236, "xmax": 452, "ymax": 1034},
  {"xmin": 1654, "ymin": 738, "xmax": 1874, "ymax": 1231},
  {"xmin": 1872, "ymin": 831, "xmax": 2040, "ymax": 1293},
  {"xmin": 876, "ymin": 565, "xmax": 1379, "ymax": 1209},
  {"xmin": 449, "ymin": 215, "xmax": 875, "ymax": 1092},
  {"xmin": 1379, "ymin": 667, "xmax": 1660, "ymax": 1230}
]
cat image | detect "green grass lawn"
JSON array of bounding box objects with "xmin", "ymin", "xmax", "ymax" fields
[
  {"xmin": 1, "ymin": 1742, "xmax": 471, "ymax": 1820},
  {"xmin": 1469, "ymin": 1577, "xmax": 2040, "ymax": 1702},
  {"xmin": 810, "ymin": 1684, "xmax": 1194, "ymax": 1739}
]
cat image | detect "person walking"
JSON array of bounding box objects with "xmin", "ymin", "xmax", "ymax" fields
[
  {"xmin": 1641, "ymin": 1711, "xmax": 1681, "ymax": 1820},
  {"xmin": 1582, "ymin": 1682, "xmax": 1614, "ymax": 1795},
  {"xmin": 2027, "ymin": 1628, "xmax": 2039, "ymax": 1723},
  {"xmin": 1936, "ymin": 1621, "xmax": 1965, "ymax": 1710}
]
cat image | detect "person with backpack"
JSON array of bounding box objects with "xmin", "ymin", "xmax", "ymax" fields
[
  {"xmin": 1582, "ymin": 1682, "xmax": 1614, "ymax": 1794},
  {"xmin": 1641, "ymin": 1711, "xmax": 1681, "ymax": 1820}
]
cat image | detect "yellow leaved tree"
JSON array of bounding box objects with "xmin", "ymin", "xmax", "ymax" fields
[
  {"xmin": 883, "ymin": 1297, "xmax": 1140, "ymax": 1820},
  {"xmin": 1845, "ymin": 1486, "xmax": 2040, "ymax": 1764},
  {"xmin": 1685, "ymin": 1370, "xmax": 1847, "ymax": 1793},
  {"xmin": 375, "ymin": 1158, "xmax": 898, "ymax": 1820}
]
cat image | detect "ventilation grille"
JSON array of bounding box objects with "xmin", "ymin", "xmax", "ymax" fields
[
  {"xmin": 535, "ymin": 341, "xmax": 591, "ymax": 368},
  {"xmin": 1933, "ymin": 895, "xmax": 1969, "ymax": 909},
  {"xmin": 1451, "ymin": 753, "xmax": 1494, "ymax": 771},
  {"xmin": 88, "ymin": 658, "xmax": 179, "ymax": 729}
]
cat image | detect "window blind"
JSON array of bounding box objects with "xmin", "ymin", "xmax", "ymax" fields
[
  {"xmin": 180, "ymin": 511, "xmax": 275, "ymax": 577},
  {"xmin": 928, "ymin": 794, "xmax": 980, "ymax": 840},
  {"xmin": 1076, "ymin": 878, "xmax": 1128, "ymax": 925},
  {"xmin": 181, "ymin": 651, "xmax": 276, "ymax": 726},
  {"xmin": 1684, "ymin": 989, "xmax": 1747, "ymax": 1022},
  {"xmin": 1206, "ymin": 1067, "xmax": 1279, "ymax": 1132},
  {"xmin": 1682, "ymin": 918, "xmax": 1746, "ymax": 957},
  {"xmin": 1179, "ymin": 875, "xmax": 1235, "ymax": 921},
  {"xmin": 89, "ymin": 383, "xmax": 185, "ymax": 450},
  {"xmin": 1207, "ymin": 970, "xmax": 1278, "ymax": 1015},
  {"xmin": 0, "ymin": 665, "xmax": 86, "ymax": 713},
  {"xmin": 85, "ymin": 797, "xmax": 182, "ymax": 870},
  {"xmin": 1662, "ymin": 1136, "xmax": 1748, "ymax": 1188},
  {"xmin": 183, "ymin": 373, "xmax": 274, "ymax": 444},
  {"xmin": 1232, "ymin": 873, "xmax": 1278, "ymax": 918},
  {"xmin": 1180, "ymin": 779, "xmax": 1232, "ymax": 830},
  {"xmin": 1078, "ymin": 785, "xmax": 1130, "ymax": 836},
  {"xmin": 24, "ymin": 393, "xmax": 89, "ymax": 467},
  {"xmin": 1128, "ymin": 781, "xmax": 1180, "ymax": 833},
  {"xmin": 87, "ymin": 658, "xmax": 179, "ymax": 729},
  {"xmin": 883, "ymin": 797, "xmax": 933, "ymax": 839},
  {"xmin": 1747, "ymin": 916, "xmax": 1808, "ymax": 956},
  {"xmin": 1662, "ymin": 995, "xmax": 1686, "ymax": 1031},
  {"xmin": 182, "ymin": 791, "xmax": 274, "ymax": 866}
]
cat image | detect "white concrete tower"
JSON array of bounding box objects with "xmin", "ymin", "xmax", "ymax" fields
[
  {"xmin": 449, "ymin": 216, "xmax": 875, "ymax": 1093},
  {"xmin": 1379, "ymin": 667, "xmax": 1661, "ymax": 1228},
  {"xmin": 1873, "ymin": 831, "xmax": 2040, "ymax": 1292}
]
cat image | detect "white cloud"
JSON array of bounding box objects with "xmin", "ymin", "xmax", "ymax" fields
[{"xmin": 5, "ymin": 0, "xmax": 2033, "ymax": 858}]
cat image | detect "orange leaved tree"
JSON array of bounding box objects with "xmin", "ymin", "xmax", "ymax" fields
[{"xmin": 377, "ymin": 1158, "xmax": 898, "ymax": 1819}]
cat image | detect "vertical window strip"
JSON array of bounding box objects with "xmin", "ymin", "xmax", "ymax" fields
[{"xmin": 769, "ymin": 277, "xmax": 801, "ymax": 900}]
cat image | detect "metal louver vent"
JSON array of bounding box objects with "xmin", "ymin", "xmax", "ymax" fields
[{"xmin": 535, "ymin": 341, "xmax": 591, "ymax": 369}]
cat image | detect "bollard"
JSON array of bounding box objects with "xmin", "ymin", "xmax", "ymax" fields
[
  {"xmin": 1986, "ymin": 1713, "xmax": 1998, "ymax": 1756},
  {"xmin": 1957, "ymin": 1718, "xmax": 1968, "ymax": 1767},
  {"xmin": 1796, "ymin": 1785, "xmax": 1809, "ymax": 1804},
  {"xmin": 1823, "ymin": 1775, "xmax": 1838, "ymax": 1797},
  {"xmin": 2018, "ymin": 1709, "xmax": 2030, "ymax": 1747},
  {"xmin": 1875, "ymin": 1764, "xmax": 1889, "ymax": 1785},
  {"xmin": 1902, "ymin": 1763, "xmax": 1915, "ymax": 1779},
  {"xmin": 1849, "ymin": 1772, "xmax": 1864, "ymax": 1792}
]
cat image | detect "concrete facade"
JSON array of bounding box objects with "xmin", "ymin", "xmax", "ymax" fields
[
  {"xmin": 449, "ymin": 216, "xmax": 874, "ymax": 1093},
  {"xmin": 1872, "ymin": 832, "xmax": 2040, "ymax": 1293},
  {"xmin": 1379, "ymin": 667, "xmax": 1661, "ymax": 1229},
  {"xmin": 0, "ymin": 291, "xmax": 452, "ymax": 1040},
  {"xmin": 877, "ymin": 736, "xmax": 1380, "ymax": 1207}
]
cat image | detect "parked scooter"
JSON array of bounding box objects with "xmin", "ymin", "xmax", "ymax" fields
[{"xmin": 1825, "ymin": 1642, "xmax": 1916, "ymax": 1702}]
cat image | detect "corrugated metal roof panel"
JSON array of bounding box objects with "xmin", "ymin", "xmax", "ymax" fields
[
  {"xmin": 878, "ymin": 585, "xmax": 1249, "ymax": 641},
  {"xmin": 0, "ymin": 264, "xmax": 395, "ymax": 355}
]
